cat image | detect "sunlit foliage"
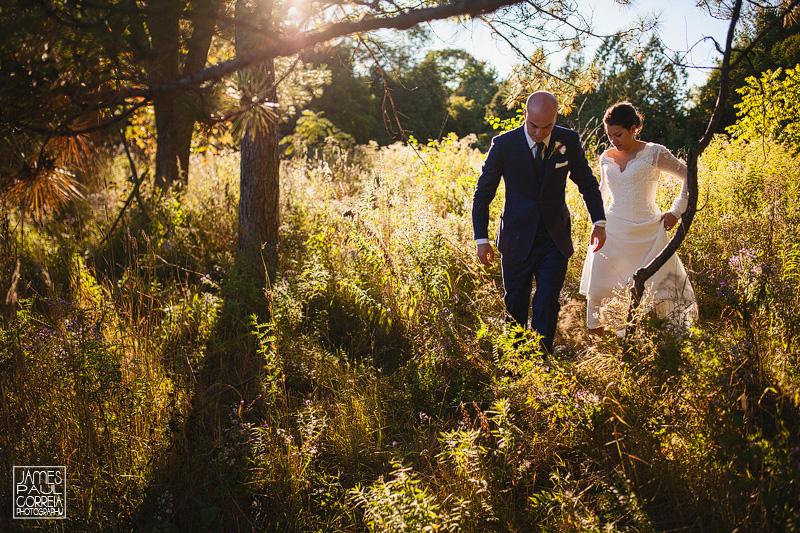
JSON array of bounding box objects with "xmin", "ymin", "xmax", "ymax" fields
[{"xmin": 727, "ymin": 65, "xmax": 800, "ymax": 151}]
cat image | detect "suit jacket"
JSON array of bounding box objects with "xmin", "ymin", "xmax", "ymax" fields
[{"xmin": 472, "ymin": 125, "xmax": 605, "ymax": 262}]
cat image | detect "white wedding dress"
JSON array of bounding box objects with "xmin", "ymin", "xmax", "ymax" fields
[{"xmin": 579, "ymin": 143, "xmax": 698, "ymax": 330}]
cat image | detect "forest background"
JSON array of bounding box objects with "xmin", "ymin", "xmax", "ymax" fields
[{"xmin": 1, "ymin": 0, "xmax": 800, "ymax": 531}]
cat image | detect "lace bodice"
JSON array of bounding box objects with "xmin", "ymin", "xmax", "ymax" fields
[{"xmin": 599, "ymin": 143, "xmax": 689, "ymax": 223}]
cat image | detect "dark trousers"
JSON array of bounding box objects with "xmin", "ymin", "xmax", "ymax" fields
[{"xmin": 500, "ymin": 227, "xmax": 569, "ymax": 354}]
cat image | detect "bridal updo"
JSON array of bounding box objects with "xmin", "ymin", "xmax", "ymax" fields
[{"xmin": 603, "ymin": 102, "xmax": 644, "ymax": 134}]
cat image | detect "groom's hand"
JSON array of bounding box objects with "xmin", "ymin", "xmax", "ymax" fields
[
  {"xmin": 590, "ymin": 225, "xmax": 606, "ymax": 252},
  {"xmin": 477, "ymin": 243, "xmax": 495, "ymax": 266}
]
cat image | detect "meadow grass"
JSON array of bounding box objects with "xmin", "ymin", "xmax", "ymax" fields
[{"xmin": 1, "ymin": 133, "xmax": 799, "ymax": 531}]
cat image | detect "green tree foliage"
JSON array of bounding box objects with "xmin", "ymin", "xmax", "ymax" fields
[
  {"xmin": 485, "ymin": 77, "xmax": 523, "ymax": 127},
  {"xmin": 301, "ymin": 40, "xmax": 379, "ymax": 145},
  {"xmin": 438, "ymin": 50, "xmax": 499, "ymax": 142},
  {"xmin": 281, "ymin": 109, "xmax": 354, "ymax": 157},
  {"xmin": 569, "ymin": 34, "xmax": 689, "ymax": 152},
  {"xmin": 0, "ymin": 1, "xmax": 115, "ymax": 217},
  {"xmin": 500, "ymin": 47, "xmax": 599, "ymax": 117},
  {"xmin": 727, "ymin": 65, "xmax": 800, "ymax": 151},
  {"xmin": 692, "ymin": 8, "xmax": 800, "ymax": 136},
  {"xmin": 0, "ymin": 0, "xmax": 522, "ymax": 223},
  {"xmin": 0, "ymin": 0, "xmax": 228, "ymax": 205},
  {"xmin": 368, "ymin": 48, "xmax": 498, "ymax": 144},
  {"xmin": 447, "ymin": 96, "xmax": 485, "ymax": 139},
  {"xmin": 373, "ymin": 49, "xmax": 451, "ymax": 143}
]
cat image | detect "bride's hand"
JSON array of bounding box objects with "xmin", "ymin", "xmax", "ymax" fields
[{"xmin": 661, "ymin": 212, "xmax": 679, "ymax": 231}]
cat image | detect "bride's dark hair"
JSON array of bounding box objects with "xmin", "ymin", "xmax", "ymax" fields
[{"xmin": 603, "ymin": 102, "xmax": 644, "ymax": 133}]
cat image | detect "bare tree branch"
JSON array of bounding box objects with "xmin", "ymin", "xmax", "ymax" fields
[
  {"xmin": 626, "ymin": 0, "xmax": 744, "ymax": 335},
  {"xmin": 630, "ymin": 0, "xmax": 799, "ymax": 96},
  {"xmin": 625, "ymin": 0, "xmax": 800, "ymax": 338},
  {"xmin": 729, "ymin": 0, "xmax": 800, "ymax": 70},
  {"xmin": 478, "ymin": 16, "xmax": 576, "ymax": 85}
]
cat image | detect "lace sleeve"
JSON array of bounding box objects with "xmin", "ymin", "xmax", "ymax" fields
[
  {"xmin": 655, "ymin": 145, "xmax": 689, "ymax": 216},
  {"xmin": 599, "ymin": 156, "xmax": 611, "ymax": 203}
]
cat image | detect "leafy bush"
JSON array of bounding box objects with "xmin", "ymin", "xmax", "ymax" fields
[
  {"xmin": 728, "ymin": 65, "xmax": 800, "ymax": 152},
  {"xmin": 2, "ymin": 131, "xmax": 799, "ymax": 531}
]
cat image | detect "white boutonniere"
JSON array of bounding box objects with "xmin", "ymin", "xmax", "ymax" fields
[{"xmin": 552, "ymin": 141, "xmax": 566, "ymax": 156}]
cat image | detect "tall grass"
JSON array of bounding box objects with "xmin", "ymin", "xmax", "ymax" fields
[{"xmin": 1, "ymin": 133, "xmax": 798, "ymax": 531}]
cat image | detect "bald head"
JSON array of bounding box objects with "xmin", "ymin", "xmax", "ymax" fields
[
  {"xmin": 526, "ymin": 91, "xmax": 558, "ymax": 114},
  {"xmin": 524, "ymin": 91, "xmax": 558, "ymax": 143}
]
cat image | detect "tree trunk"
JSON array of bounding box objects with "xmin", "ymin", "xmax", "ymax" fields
[
  {"xmin": 150, "ymin": 0, "xmax": 220, "ymax": 188},
  {"xmin": 174, "ymin": 0, "xmax": 222, "ymax": 186},
  {"xmin": 148, "ymin": 1, "xmax": 182, "ymax": 188},
  {"xmin": 153, "ymin": 98, "xmax": 182, "ymax": 187},
  {"xmin": 236, "ymin": 0, "xmax": 280, "ymax": 271},
  {"xmin": 238, "ymin": 82, "xmax": 280, "ymax": 263}
]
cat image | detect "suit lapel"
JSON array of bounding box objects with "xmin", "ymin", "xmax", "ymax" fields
[
  {"xmin": 516, "ymin": 126, "xmax": 534, "ymax": 167},
  {"xmin": 512, "ymin": 126, "xmax": 539, "ymax": 196}
]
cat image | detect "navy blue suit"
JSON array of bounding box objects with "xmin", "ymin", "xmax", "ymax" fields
[{"xmin": 472, "ymin": 125, "xmax": 605, "ymax": 352}]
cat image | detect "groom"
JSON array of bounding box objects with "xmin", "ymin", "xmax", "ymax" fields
[{"xmin": 472, "ymin": 91, "xmax": 606, "ymax": 353}]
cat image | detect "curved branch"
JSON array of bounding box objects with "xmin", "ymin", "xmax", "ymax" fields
[
  {"xmin": 18, "ymin": 0, "xmax": 523, "ymax": 139},
  {"xmin": 626, "ymin": 0, "xmax": 800, "ymax": 336},
  {"xmin": 626, "ymin": 0, "xmax": 745, "ymax": 330},
  {"xmin": 170, "ymin": 0, "xmax": 522, "ymax": 93},
  {"xmin": 729, "ymin": 0, "xmax": 800, "ymax": 71},
  {"xmin": 626, "ymin": 0, "xmax": 800, "ymax": 328}
]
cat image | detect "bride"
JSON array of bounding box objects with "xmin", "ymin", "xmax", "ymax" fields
[{"xmin": 579, "ymin": 101, "xmax": 698, "ymax": 336}]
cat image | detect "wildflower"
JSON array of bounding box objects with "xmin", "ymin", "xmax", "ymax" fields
[
  {"xmin": 729, "ymin": 247, "xmax": 759, "ymax": 276},
  {"xmin": 575, "ymin": 390, "xmax": 600, "ymax": 405}
]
